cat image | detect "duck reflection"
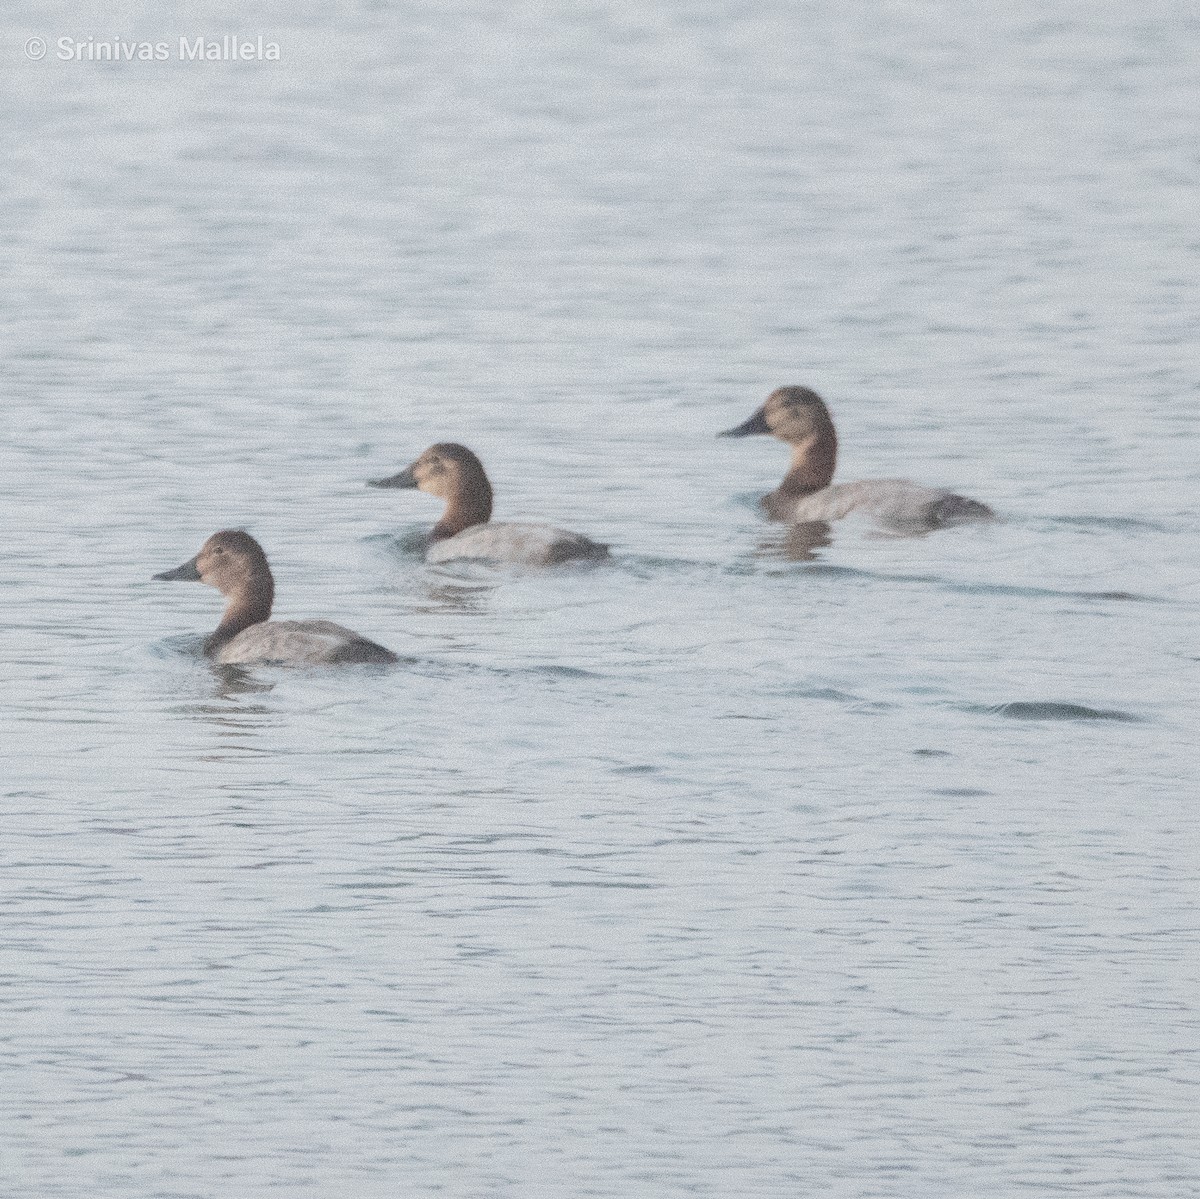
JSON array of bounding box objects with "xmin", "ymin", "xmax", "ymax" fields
[{"xmin": 756, "ymin": 520, "xmax": 834, "ymax": 561}]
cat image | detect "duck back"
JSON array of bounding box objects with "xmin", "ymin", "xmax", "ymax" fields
[
  {"xmin": 785, "ymin": 480, "xmax": 994, "ymax": 530},
  {"xmin": 216, "ymin": 620, "xmax": 399, "ymax": 666},
  {"xmin": 427, "ymin": 522, "xmax": 609, "ymax": 566}
]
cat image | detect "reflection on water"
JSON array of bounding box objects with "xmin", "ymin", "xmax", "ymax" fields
[
  {"xmin": 759, "ymin": 520, "xmax": 835, "ymax": 561},
  {"xmin": 4, "ymin": 0, "xmax": 1199, "ymax": 1196},
  {"xmin": 209, "ymin": 664, "xmax": 277, "ymax": 698}
]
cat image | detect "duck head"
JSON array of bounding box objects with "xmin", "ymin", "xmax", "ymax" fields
[{"xmin": 369, "ymin": 443, "xmax": 494, "ymax": 539}]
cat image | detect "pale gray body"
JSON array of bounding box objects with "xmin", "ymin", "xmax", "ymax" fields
[
  {"xmin": 426, "ymin": 521, "xmax": 609, "ymax": 566},
  {"xmin": 215, "ymin": 619, "xmax": 399, "ymax": 666},
  {"xmin": 781, "ymin": 479, "xmax": 992, "ymax": 530}
]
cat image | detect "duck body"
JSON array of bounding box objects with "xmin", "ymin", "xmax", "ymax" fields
[
  {"xmin": 766, "ymin": 478, "xmax": 994, "ymax": 530},
  {"xmin": 155, "ymin": 530, "xmax": 397, "ymax": 667},
  {"xmin": 214, "ymin": 619, "xmax": 398, "ymax": 666},
  {"xmin": 722, "ymin": 386, "xmax": 993, "ymax": 532},
  {"xmin": 425, "ymin": 521, "xmax": 609, "ymax": 566},
  {"xmin": 370, "ymin": 443, "xmax": 608, "ymax": 566}
]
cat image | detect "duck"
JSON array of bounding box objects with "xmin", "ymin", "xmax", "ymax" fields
[
  {"xmin": 720, "ymin": 386, "xmax": 994, "ymax": 530},
  {"xmin": 153, "ymin": 530, "xmax": 398, "ymax": 666},
  {"xmin": 369, "ymin": 443, "xmax": 609, "ymax": 566}
]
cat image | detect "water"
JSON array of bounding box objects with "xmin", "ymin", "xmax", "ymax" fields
[{"xmin": 3, "ymin": 2, "xmax": 1198, "ymax": 1195}]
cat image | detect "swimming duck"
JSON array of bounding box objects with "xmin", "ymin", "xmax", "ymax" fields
[
  {"xmin": 154, "ymin": 530, "xmax": 398, "ymax": 666},
  {"xmin": 721, "ymin": 386, "xmax": 994, "ymax": 529},
  {"xmin": 369, "ymin": 443, "xmax": 609, "ymax": 565}
]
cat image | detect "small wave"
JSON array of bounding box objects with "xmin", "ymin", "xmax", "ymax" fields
[
  {"xmin": 424, "ymin": 660, "xmax": 604, "ymax": 681},
  {"xmin": 546, "ymin": 878, "xmax": 658, "ymax": 890},
  {"xmin": 777, "ymin": 563, "xmax": 1159, "ymax": 604},
  {"xmin": 777, "ymin": 685, "xmax": 893, "ymax": 710},
  {"xmin": 149, "ymin": 633, "xmax": 209, "ymax": 658},
  {"xmin": 363, "ymin": 527, "xmax": 430, "ymax": 556},
  {"xmin": 755, "ymin": 683, "xmax": 894, "ymax": 713},
  {"xmin": 525, "ymin": 664, "xmax": 604, "ymax": 679},
  {"xmin": 794, "ymin": 686, "xmax": 864, "ymax": 703},
  {"xmin": 965, "ymin": 701, "xmax": 1145, "ymax": 723},
  {"xmin": 1047, "ymin": 515, "xmax": 1169, "ymax": 533},
  {"xmin": 729, "ymin": 490, "xmax": 767, "ymax": 512},
  {"xmin": 947, "ymin": 581, "xmax": 1158, "ymax": 604},
  {"xmin": 782, "ymin": 563, "xmax": 874, "ymax": 581},
  {"xmin": 618, "ymin": 554, "xmax": 721, "ymax": 577}
]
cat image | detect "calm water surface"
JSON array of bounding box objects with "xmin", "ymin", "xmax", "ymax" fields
[{"xmin": 3, "ymin": 2, "xmax": 1198, "ymax": 1195}]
